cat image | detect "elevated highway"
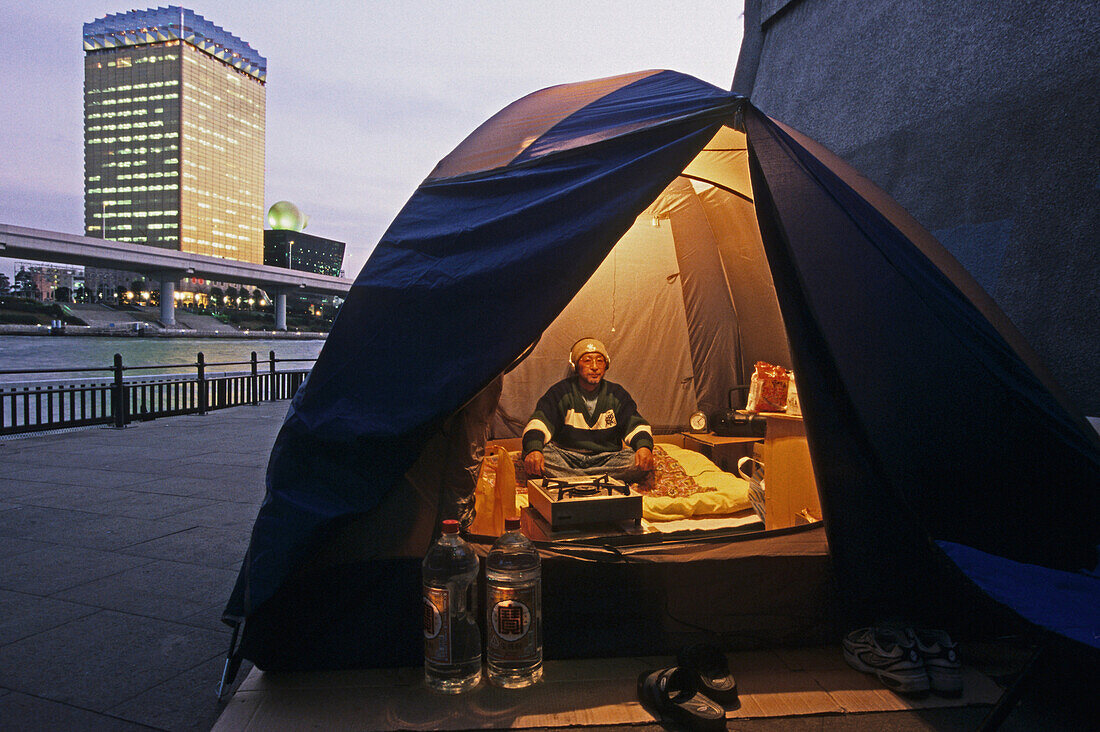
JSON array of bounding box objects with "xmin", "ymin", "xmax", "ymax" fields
[{"xmin": 0, "ymin": 223, "xmax": 355, "ymax": 329}]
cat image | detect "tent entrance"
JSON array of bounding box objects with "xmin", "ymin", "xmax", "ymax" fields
[
  {"xmin": 493, "ymin": 125, "xmax": 791, "ymax": 440},
  {"xmin": 486, "ymin": 124, "xmax": 817, "ymax": 539}
]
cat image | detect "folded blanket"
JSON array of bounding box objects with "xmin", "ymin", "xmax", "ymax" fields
[{"xmin": 640, "ymin": 444, "xmax": 752, "ymax": 521}]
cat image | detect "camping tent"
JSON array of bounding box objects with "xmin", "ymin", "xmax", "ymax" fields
[{"xmin": 223, "ymin": 70, "xmax": 1100, "ymax": 672}]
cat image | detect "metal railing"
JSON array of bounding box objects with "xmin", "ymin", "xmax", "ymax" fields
[{"xmin": 0, "ymin": 351, "xmax": 314, "ymax": 436}]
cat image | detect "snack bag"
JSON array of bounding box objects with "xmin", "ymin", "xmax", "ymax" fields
[{"xmin": 745, "ymin": 361, "xmax": 790, "ymax": 412}]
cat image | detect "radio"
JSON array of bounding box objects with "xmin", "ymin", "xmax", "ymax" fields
[
  {"xmin": 709, "ymin": 385, "xmax": 767, "ymax": 437},
  {"xmin": 710, "ymin": 409, "xmax": 767, "ymax": 437}
]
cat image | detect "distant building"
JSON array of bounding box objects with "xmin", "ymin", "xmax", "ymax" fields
[
  {"xmin": 264, "ymin": 230, "xmax": 345, "ymax": 278},
  {"xmin": 82, "ymin": 6, "xmax": 266, "ymax": 264},
  {"xmin": 734, "ymin": 0, "xmax": 1100, "ymax": 414},
  {"xmin": 14, "ymin": 262, "xmax": 83, "ymax": 301},
  {"xmin": 263, "ymin": 201, "xmax": 345, "ymax": 277},
  {"xmin": 83, "ymin": 266, "xmax": 143, "ymax": 301}
]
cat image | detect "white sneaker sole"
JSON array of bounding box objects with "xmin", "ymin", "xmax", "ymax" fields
[{"xmin": 844, "ymin": 647, "xmax": 930, "ymax": 695}]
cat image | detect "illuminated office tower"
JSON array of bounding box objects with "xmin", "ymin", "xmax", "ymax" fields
[{"xmin": 83, "ymin": 7, "xmax": 266, "ymax": 263}]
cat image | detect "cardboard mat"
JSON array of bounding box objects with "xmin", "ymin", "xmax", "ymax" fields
[{"xmin": 213, "ymin": 646, "xmax": 1002, "ymax": 731}]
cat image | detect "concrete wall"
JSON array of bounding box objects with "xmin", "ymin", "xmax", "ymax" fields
[{"xmin": 735, "ymin": 0, "xmax": 1100, "ymax": 414}]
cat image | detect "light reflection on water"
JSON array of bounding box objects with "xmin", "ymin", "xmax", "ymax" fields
[{"xmin": 0, "ymin": 335, "xmax": 325, "ymax": 383}]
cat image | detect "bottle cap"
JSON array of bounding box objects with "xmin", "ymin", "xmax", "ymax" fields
[
  {"xmin": 504, "ymin": 517, "xmax": 521, "ymax": 531},
  {"xmin": 441, "ymin": 519, "xmax": 460, "ymax": 534}
]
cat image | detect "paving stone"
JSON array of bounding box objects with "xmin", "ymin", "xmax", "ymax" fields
[
  {"xmin": 0, "ymin": 535, "xmax": 52, "ymax": 560},
  {"xmin": 172, "ymin": 452, "xmax": 268, "ymax": 469},
  {"xmin": 16, "ymin": 486, "xmax": 216, "ymax": 520},
  {"xmin": 109, "ymin": 652, "xmax": 235, "ymax": 732},
  {"xmin": 121, "ymin": 526, "xmax": 251, "ymax": 569},
  {"xmin": 0, "ymin": 504, "xmax": 104, "ymax": 543},
  {"xmin": 177, "ymin": 601, "xmax": 233, "ymax": 633},
  {"xmin": 0, "ymin": 589, "xmax": 99, "ymax": 645},
  {"xmin": 163, "ymin": 501, "xmax": 261, "ymax": 531},
  {"xmin": 0, "ymin": 504, "xmax": 195, "ymax": 551},
  {"xmin": 0, "ymin": 464, "xmax": 158, "ymax": 490},
  {"xmin": 68, "ymin": 456, "xmax": 190, "ymax": 478},
  {"xmin": 170, "ymin": 481, "xmax": 267, "ymax": 504},
  {"xmin": 0, "ymin": 610, "xmax": 228, "ymax": 712},
  {"xmin": 1, "ymin": 443, "xmax": 133, "ymax": 469},
  {"xmin": 152, "ymin": 460, "xmax": 266, "ymax": 482},
  {"xmin": 0, "ymin": 476, "xmax": 59, "ymax": 501},
  {"xmin": 53, "ymin": 559, "xmax": 239, "ymax": 623},
  {"xmin": 0, "ymin": 690, "xmax": 154, "ymax": 731},
  {"xmin": 0, "ymin": 544, "xmax": 152, "ymax": 595},
  {"xmin": 122, "ymin": 476, "xmax": 266, "ymax": 504}
]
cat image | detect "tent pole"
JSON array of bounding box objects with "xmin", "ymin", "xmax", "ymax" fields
[
  {"xmin": 680, "ymin": 173, "xmax": 754, "ymax": 204},
  {"xmin": 216, "ymin": 621, "xmax": 244, "ymax": 700},
  {"xmin": 977, "ymin": 632, "xmax": 1048, "ymax": 731}
]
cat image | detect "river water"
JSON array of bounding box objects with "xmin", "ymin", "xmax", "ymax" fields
[{"xmin": 0, "ymin": 335, "xmax": 325, "ymax": 383}]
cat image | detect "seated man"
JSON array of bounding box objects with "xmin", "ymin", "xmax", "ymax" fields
[{"xmin": 522, "ymin": 337, "xmax": 654, "ymax": 484}]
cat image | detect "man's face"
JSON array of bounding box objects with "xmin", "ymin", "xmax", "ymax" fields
[{"xmin": 576, "ymin": 352, "xmax": 607, "ymax": 391}]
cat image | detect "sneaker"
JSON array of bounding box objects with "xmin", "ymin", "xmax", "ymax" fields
[
  {"xmin": 843, "ymin": 627, "xmax": 930, "ymax": 695},
  {"xmin": 908, "ymin": 628, "xmax": 962, "ymax": 696}
]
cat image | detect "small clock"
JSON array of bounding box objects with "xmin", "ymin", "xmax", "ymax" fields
[{"xmin": 689, "ymin": 410, "xmax": 708, "ymax": 433}]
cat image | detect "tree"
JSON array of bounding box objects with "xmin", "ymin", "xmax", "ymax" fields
[
  {"xmin": 226, "ymin": 286, "xmax": 239, "ymax": 308},
  {"xmin": 15, "ymin": 271, "xmax": 37, "ymax": 298},
  {"xmin": 55, "ymin": 286, "xmax": 72, "ymax": 303},
  {"xmin": 209, "ymin": 286, "xmax": 224, "ymax": 310},
  {"xmin": 0, "ymin": 272, "xmax": 10, "ymax": 295}
]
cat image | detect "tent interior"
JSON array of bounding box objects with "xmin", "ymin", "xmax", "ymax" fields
[
  {"xmin": 226, "ymin": 72, "xmax": 1100, "ymax": 675},
  {"xmin": 492, "ymin": 126, "xmax": 788, "ymax": 438}
]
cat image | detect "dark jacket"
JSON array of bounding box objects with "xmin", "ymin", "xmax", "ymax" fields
[{"xmin": 522, "ymin": 376, "xmax": 653, "ymax": 456}]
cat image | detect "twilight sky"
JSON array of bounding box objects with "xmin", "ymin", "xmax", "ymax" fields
[{"xmin": 0, "ymin": 2, "xmax": 743, "ymax": 279}]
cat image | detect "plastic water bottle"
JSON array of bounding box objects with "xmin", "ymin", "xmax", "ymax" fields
[
  {"xmin": 486, "ymin": 517, "xmax": 543, "ymax": 687},
  {"xmin": 422, "ymin": 519, "xmax": 482, "ymax": 692}
]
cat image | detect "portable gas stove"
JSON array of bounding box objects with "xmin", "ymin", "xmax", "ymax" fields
[{"xmin": 528, "ymin": 474, "xmax": 643, "ymax": 529}]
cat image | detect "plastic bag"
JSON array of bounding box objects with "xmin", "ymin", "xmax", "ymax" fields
[
  {"xmin": 785, "ymin": 374, "xmax": 801, "ymax": 416},
  {"xmin": 467, "ymin": 445, "xmax": 517, "ymax": 538},
  {"xmin": 745, "ymin": 361, "xmax": 790, "ymax": 412}
]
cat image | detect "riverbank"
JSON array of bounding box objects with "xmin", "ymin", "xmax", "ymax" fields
[
  {"xmin": 0, "ymin": 323, "xmax": 327, "ymax": 339},
  {"xmin": 0, "ymin": 335, "xmax": 325, "ymax": 383}
]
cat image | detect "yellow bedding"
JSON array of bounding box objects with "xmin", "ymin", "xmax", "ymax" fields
[{"xmin": 642, "ymin": 443, "xmax": 752, "ymax": 521}]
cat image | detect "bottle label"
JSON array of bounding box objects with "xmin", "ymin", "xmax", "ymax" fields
[
  {"xmin": 423, "ymin": 585, "xmax": 451, "ymax": 664},
  {"xmin": 487, "ymin": 580, "xmax": 540, "ymax": 661}
]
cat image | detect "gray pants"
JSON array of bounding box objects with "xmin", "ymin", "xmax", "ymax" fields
[{"xmin": 542, "ymin": 443, "xmax": 649, "ymax": 484}]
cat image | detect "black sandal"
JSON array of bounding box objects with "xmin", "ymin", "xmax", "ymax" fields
[
  {"xmin": 677, "ymin": 644, "xmax": 740, "ymax": 709},
  {"xmin": 637, "ymin": 666, "xmax": 726, "ymax": 731}
]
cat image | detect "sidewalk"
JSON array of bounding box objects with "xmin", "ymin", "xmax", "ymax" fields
[{"xmin": 0, "ymin": 401, "xmax": 287, "ymax": 730}]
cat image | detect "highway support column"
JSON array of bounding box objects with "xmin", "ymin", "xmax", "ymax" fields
[
  {"xmin": 159, "ymin": 278, "xmax": 176, "ymax": 326},
  {"xmin": 275, "ymin": 291, "xmax": 287, "ymax": 331}
]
